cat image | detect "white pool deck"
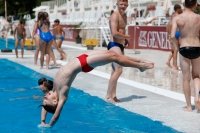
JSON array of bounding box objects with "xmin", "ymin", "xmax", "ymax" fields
[{"xmin": 1, "ymin": 40, "xmax": 200, "ymax": 133}]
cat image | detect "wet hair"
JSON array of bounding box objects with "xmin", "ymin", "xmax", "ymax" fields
[
  {"xmin": 185, "ymin": 0, "xmax": 197, "ymax": 8},
  {"xmin": 118, "ymin": 0, "xmax": 128, "ymax": 2},
  {"xmin": 20, "ymin": 21, "xmax": 25, "ymax": 25},
  {"xmin": 37, "ymin": 12, "xmax": 43, "ymax": 21},
  {"xmin": 174, "ymin": 4, "xmax": 181, "ymax": 11},
  {"xmin": 38, "ymin": 77, "xmax": 47, "ymax": 85},
  {"xmin": 43, "ymin": 12, "xmax": 49, "ymax": 18},
  {"xmin": 39, "ymin": 12, "xmax": 50, "ymax": 27},
  {"xmin": 54, "ymin": 19, "xmax": 60, "ymax": 24},
  {"xmin": 38, "ymin": 104, "xmax": 56, "ymax": 114},
  {"xmin": 44, "ymin": 80, "xmax": 53, "ymax": 91}
]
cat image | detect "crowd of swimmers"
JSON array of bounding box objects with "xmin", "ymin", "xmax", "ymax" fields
[{"xmin": 13, "ymin": 12, "xmax": 66, "ymax": 69}]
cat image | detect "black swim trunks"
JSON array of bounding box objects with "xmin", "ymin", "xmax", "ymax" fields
[{"xmin": 179, "ymin": 47, "xmax": 200, "ymax": 59}]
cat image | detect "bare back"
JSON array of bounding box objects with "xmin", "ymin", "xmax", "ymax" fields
[
  {"xmin": 174, "ymin": 11, "xmax": 200, "ymax": 47},
  {"xmin": 37, "ymin": 20, "xmax": 49, "ymax": 32},
  {"xmin": 109, "ymin": 11, "xmax": 127, "ymax": 44},
  {"xmin": 56, "ymin": 26, "xmax": 64, "ymax": 36},
  {"xmin": 167, "ymin": 12, "xmax": 180, "ymax": 35}
]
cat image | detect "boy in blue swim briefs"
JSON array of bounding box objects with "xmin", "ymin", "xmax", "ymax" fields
[
  {"xmin": 106, "ymin": 0, "xmax": 130, "ymax": 103},
  {"xmin": 51, "ymin": 19, "xmax": 66, "ymax": 60}
]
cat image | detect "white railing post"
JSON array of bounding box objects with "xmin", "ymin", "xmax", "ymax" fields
[
  {"xmin": 80, "ymin": 0, "xmax": 85, "ymax": 12},
  {"xmin": 67, "ymin": 0, "xmax": 71, "ymax": 14},
  {"xmin": 71, "ymin": 0, "xmax": 75, "ymax": 12}
]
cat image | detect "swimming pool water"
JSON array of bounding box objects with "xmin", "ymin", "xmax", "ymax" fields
[
  {"xmin": 0, "ymin": 38, "xmax": 36, "ymax": 50},
  {"xmin": 0, "ymin": 58, "xmax": 182, "ymax": 133}
]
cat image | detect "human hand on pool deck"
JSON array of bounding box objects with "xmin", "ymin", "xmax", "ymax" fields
[{"xmin": 38, "ymin": 123, "xmax": 51, "ymax": 128}]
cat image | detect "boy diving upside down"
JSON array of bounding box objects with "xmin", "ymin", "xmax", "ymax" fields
[{"xmin": 39, "ymin": 50, "xmax": 154, "ymax": 127}]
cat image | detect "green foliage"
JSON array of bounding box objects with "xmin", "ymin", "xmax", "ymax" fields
[
  {"xmin": 0, "ymin": 0, "xmax": 50, "ymax": 17},
  {"xmin": 19, "ymin": 18, "xmax": 26, "ymax": 23},
  {"xmin": 194, "ymin": 6, "xmax": 200, "ymax": 14}
]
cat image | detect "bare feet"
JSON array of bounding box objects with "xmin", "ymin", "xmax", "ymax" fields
[
  {"xmin": 60, "ymin": 56, "xmax": 64, "ymax": 60},
  {"xmin": 34, "ymin": 63, "xmax": 37, "ymax": 66},
  {"xmin": 172, "ymin": 65, "xmax": 181, "ymax": 71},
  {"xmin": 16, "ymin": 55, "xmax": 18, "ymax": 58},
  {"xmin": 54, "ymin": 63, "xmax": 61, "ymax": 66},
  {"xmin": 105, "ymin": 97, "xmax": 116, "ymax": 104},
  {"xmin": 140, "ymin": 59, "xmax": 153, "ymax": 64},
  {"xmin": 113, "ymin": 97, "xmax": 121, "ymax": 102},
  {"xmin": 139, "ymin": 63, "xmax": 154, "ymax": 72},
  {"xmin": 63, "ymin": 53, "xmax": 67, "ymax": 61},
  {"xmin": 182, "ymin": 107, "xmax": 192, "ymax": 112},
  {"xmin": 195, "ymin": 101, "xmax": 200, "ymax": 112},
  {"xmin": 166, "ymin": 62, "xmax": 171, "ymax": 67}
]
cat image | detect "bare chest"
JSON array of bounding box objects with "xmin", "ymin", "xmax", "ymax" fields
[{"xmin": 118, "ymin": 15, "xmax": 127, "ymax": 30}]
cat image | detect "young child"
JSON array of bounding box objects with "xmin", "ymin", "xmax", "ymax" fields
[
  {"xmin": 14, "ymin": 21, "xmax": 26, "ymax": 58},
  {"xmin": 52, "ymin": 19, "xmax": 67, "ymax": 60},
  {"xmin": 38, "ymin": 78, "xmax": 53, "ymax": 95}
]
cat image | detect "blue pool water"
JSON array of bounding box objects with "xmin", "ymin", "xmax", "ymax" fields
[
  {"xmin": 0, "ymin": 58, "xmax": 182, "ymax": 133},
  {"xmin": 0, "ymin": 37, "xmax": 36, "ymax": 50},
  {"xmin": 0, "ymin": 38, "xmax": 77, "ymax": 51}
]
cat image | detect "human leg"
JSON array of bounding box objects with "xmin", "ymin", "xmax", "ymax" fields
[
  {"xmin": 106, "ymin": 62, "xmax": 122, "ymax": 103},
  {"xmin": 172, "ymin": 49, "xmax": 179, "ymax": 70},
  {"xmin": 15, "ymin": 38, "xmax": 19, "ymax": 58},
  {"xmin": 34, "ymin": 34, "xmax": 40, "ymax": 65},
  {"xmin": 87, "ymin": 51, "xmax": 154, "ymax": 71},
  {"xmin": 191, "ymin": 57, "xmax": 200, "ymax": 111},
  {"xmin": 179, "ymin": 55, "xmax": 192, "ymax": 112},
  {"xmin": 166, "ymin": 52, "xmax": 173, "ymax": 67},
  {"xmin": 20, "ymin": 39, "xmax": 25, "ymax": 58},
  {"xmin": 52, "ymin": 40, "xmax": 67, "ymax": 60},
  {"xmin": 106, "ymin": 47, "xmax": 123, "ymax": 103},
  {"xmin": 87, "ymin": 50, "xmax": 154, "ymax": 103},
  {"xmin": 46, "ymin": 40, "xmax": 60, "ymax": 67},
  {"xmin": 57, "ymin": 39, "xmax": 66, "ymax": 60},
  {"xmin": 46, "ymin": 54, "xmax": 50, "ymax": 70},
  {"xmin": 39, "ymin": 40, "xmax": 47, "ymax": 69}
]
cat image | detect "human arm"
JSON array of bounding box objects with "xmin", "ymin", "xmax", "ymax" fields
[
  {"xmin": 41, "ymin": 107, "xmax": 47, "ymax": 124},
  {"xmin": 50, "ymin": 26, "xmax": 57, "ymax": 31},
  {"xmin": 170, "ymin": 17, "xmax": 178, "ymax": 49},
  {"xmin": 23, "ymin": 28, "xmax": 26, "ymax": 43},
  {"xmin": 49, "ymin": 99, "xmax": 66, "ymax": 126},
  {"xmin": 39, "ymin": 100, "xmax": 65, "ymax": 127},
  {"xmin": 124, "ymin": 39, "xmax": 129, "ymax": 47},
  {"xmin": 14, "ymin": 27, "xmax": 17, "ymax": 39},
  {"xmin": 61, "ymin": 27, "xmax": 65, "ymax": 37},
  {"xmin": 110, "ymin": 13, "xmax": 130, "ymax": 39}
]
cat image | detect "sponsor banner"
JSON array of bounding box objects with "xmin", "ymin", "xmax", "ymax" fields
[{"xmin": 128, "ymin": 26, "xmax": 172, "ymax": 51}]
